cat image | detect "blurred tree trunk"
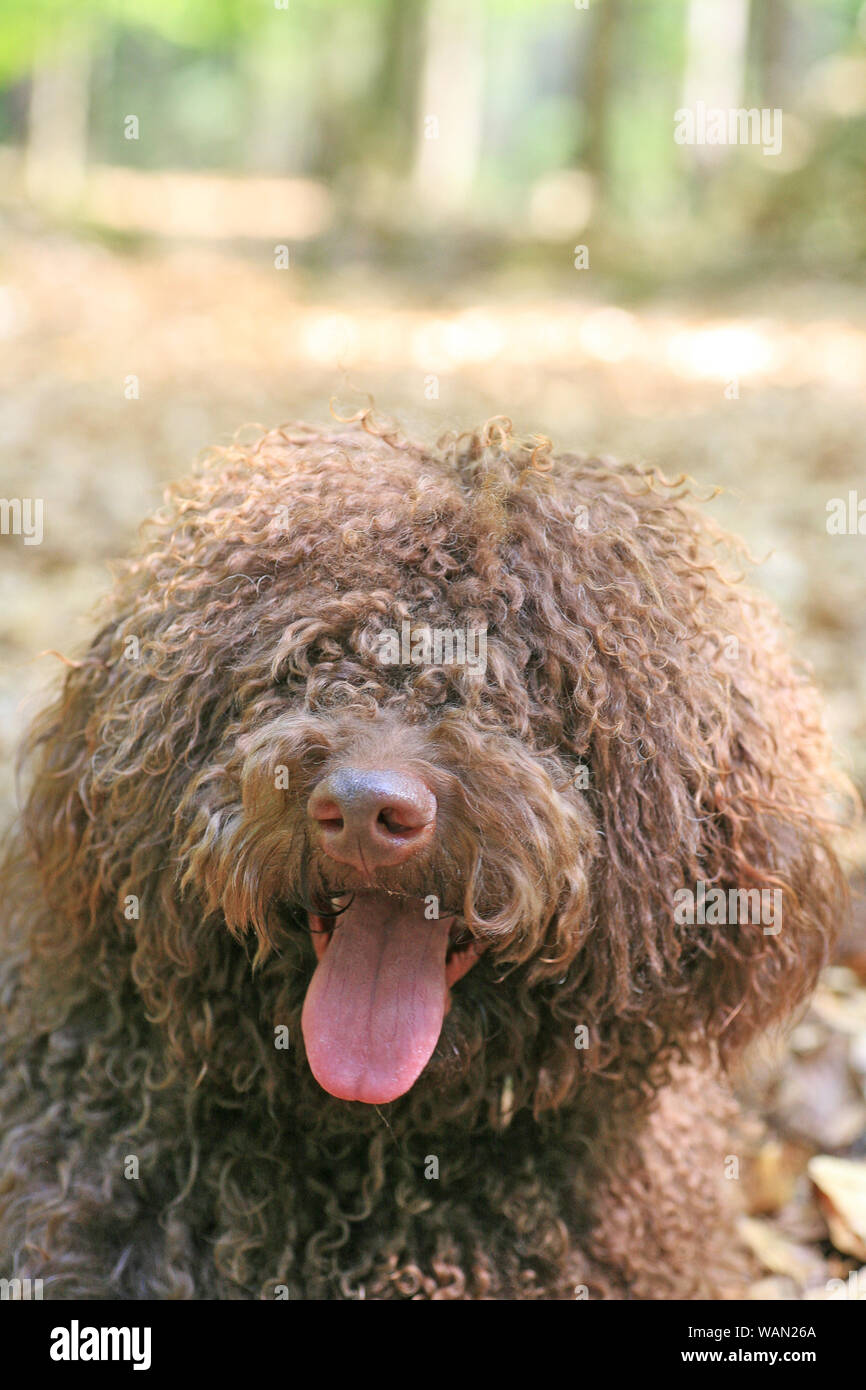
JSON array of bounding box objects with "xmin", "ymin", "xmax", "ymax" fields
[
  {"xmin": 683, "ymin": 0, "xmax": 751, "ymax": 166},
  {"xmin": 580, "ymin": 0, "xmax": 622, "ymax": 190},
  {"xmin": 242, "ymin": 30, "xmax": 310, "ymax": 174},
  {"xmin": 375, "ymin": 0, "xmax": 428, "ymax": 177},
  {"xmin": 756, "ymin": 0, "xmax": 791, "ymax": 106},
  {"xmin": 283, "ymin": 1, "xmax": 428, "ymax": 181},
  {"xmin": 411, "ymin": 0, "xmax": 485, "ymax": 216},
  {"xmin": 25, "ymin": 32, "xmax": 92, "ymax": 207}
]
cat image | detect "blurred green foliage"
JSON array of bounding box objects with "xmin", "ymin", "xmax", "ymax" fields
[{"xmin": 0, "ymin": 0, "xmax": 864, "ymax": 288}]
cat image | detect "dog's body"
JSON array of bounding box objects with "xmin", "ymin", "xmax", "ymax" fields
[{"xmin": 0, "ymin": 418, "xmax": 847, "ymax": 1298}]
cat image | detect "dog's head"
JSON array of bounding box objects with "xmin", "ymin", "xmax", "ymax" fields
[{"xmin": 24, "ymin": 418, "xmax": 849, "ymax": 1117}]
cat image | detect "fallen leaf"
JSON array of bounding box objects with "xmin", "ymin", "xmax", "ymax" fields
[
  {"xmin": 747, "ymin": 1140, "xmax": 801, "ymax": 1215},
  {"xmin": 738, "ymin": 1216, "xmax": 826, "ymax": 1285},
  {"xmin": 808, "ymin": 1156, "xmax": 866, "ymax": 1260},
  {"xmin": 810, "ymin": 987, "xmax": 866, "ymax": 1036}
]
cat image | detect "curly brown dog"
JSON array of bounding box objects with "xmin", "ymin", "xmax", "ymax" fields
[{"xmin": 0, "ymin": 415, "xmax": 848, "ymax": 1299}]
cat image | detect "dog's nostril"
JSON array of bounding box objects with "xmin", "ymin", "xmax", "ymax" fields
[
  {"xmin": 378, "ymin": 808, "xmax": 423, "ymax": 836},
  {"xmin": 309, "ymin": 797, "xmax": 345, "ymax": 833}
]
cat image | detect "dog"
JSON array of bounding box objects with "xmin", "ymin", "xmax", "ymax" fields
[{"xmin": 0, "ymin": 414, "xmax": 848, "ymax": 1298}]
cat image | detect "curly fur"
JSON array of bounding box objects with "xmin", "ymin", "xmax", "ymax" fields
[{"xmin": 0, "ymin": 413, "xmax": 850, "ymax": 1299}]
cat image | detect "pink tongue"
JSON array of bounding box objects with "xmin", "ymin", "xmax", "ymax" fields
[{"xmin": 302, "ymin": 893, "xmax": 452, "ymax": 1104}]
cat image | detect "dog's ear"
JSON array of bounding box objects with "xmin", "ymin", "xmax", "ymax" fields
[
  {"xmin": 584, "ymin": 643, "xmax": 848, "ymax": 1059},
  {"xmin": 505, "ymin": 462, "xmax": 850, "ymax": 1061},
  {"xmin": 7, "ymin": 636, "xmax": 119, "ymax": 974}
]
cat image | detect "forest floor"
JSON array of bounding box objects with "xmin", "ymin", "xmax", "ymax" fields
[{"xmin": 1, "ymin": 221, "xmax": 865, "ymax": 1298}]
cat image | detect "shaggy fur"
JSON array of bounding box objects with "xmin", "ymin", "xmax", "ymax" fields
[{"xmin": 0, "ymin": 414, "xmax": 849, "ymax": 1299}]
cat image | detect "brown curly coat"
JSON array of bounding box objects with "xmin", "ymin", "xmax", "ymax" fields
[{"xmin": 0, "ymin": 415, "xmax": 849, "ymax": 1298}]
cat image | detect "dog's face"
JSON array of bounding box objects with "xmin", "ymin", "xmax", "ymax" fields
[
  {"xmin": 54, "ymin": 421, "xmax": 838, "ymax": 1119},
  {"xmin": 197, "ymin": 707, "xmax": 594, "ymax": 1105}
]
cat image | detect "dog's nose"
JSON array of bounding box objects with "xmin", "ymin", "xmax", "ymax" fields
[{"xmin": 308, "ymin": 769, "xmax": 437, "ymax": 873}]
